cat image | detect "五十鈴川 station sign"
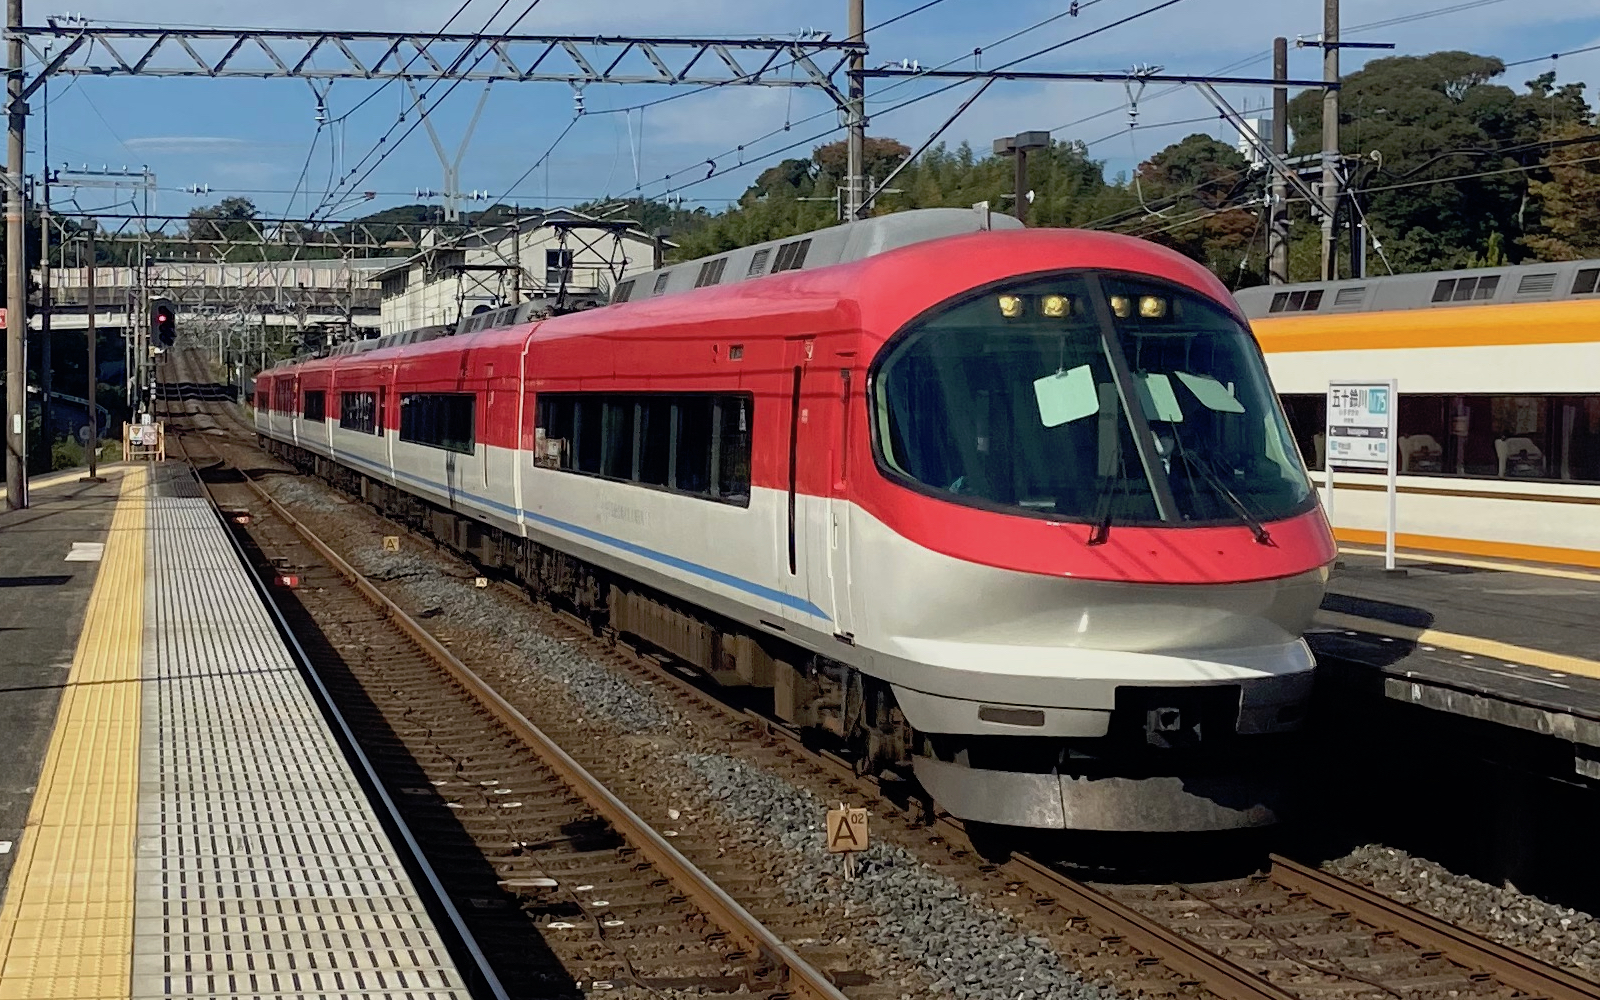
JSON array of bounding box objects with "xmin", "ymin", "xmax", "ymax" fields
[{"xmin": 1325, "ymin": 380, "xmax": 1399, "ymax": 570}]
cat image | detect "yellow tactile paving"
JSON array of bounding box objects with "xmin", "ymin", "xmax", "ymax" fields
[{"xmin": 0, "ymin": 467, "xmax": 146, "ymax": 1000}]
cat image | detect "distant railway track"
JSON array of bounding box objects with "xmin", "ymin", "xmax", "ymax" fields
[{"xmin": 162, "ymin": 346, "xmax": 1597, "ymax": 1000}]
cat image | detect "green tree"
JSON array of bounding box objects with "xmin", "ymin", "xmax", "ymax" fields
[
  {"xmin": 1519, "ymin": 122, "xmax": 1600, "ymax": 260},
  {"xmin": 1288, "ymin": 52, "xmax": 1594, "ymax": 272}
]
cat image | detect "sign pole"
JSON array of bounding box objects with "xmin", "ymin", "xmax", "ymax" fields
[{"xmin": 1385, "ymin": 379, "xmax": 1398, "ymax": 571}]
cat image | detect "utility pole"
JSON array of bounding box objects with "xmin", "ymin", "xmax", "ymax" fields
[
  {"xmin": 37, "ymin": 41, "xmax": 48, "ymax": 452},
  {"xmin": 1269, "ymin": 36, "xmax": 1290, "ymax": 285},
  {"xmin": 844, "ymin": 0, "xmax": 865, "ymax": 221},
  {"xmin": 1320, "ymin": 0, "xmax": 1340, "ymax": 281},
  {"xmin": 82, "ymin": 234, "xmax": 99, "ymax": 482},
  {"xmin": 5, "ymin": 0, "xmax": 26, "ymax": 509}
]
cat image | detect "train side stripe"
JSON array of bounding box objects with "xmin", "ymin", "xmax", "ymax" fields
[{"xmin": 329, "ymin": 444, "xmax": 832, "ymax": 620}]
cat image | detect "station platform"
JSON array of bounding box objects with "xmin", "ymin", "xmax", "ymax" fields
[
  {"xmin": 0, "ymin": 465, "xmax": 470, "ymax": 998},
  {"xmin": 1311, "ymin": 547, "xmax": 1600, "ymax": 780}
]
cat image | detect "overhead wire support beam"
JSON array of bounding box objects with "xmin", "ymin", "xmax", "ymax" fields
[
  {"xmin": 7, "ymin": 27, "xmax": 863, "ymax": 98},
  {"xmin": 861, "ymin": 67, "xmax": 1335, "ymax": 88}
]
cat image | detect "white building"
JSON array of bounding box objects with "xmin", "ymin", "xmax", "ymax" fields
[
  {"xmin": 1235, "ymin": 115, "xmax": 1294, "ymax": 167},
  {"xmin": 374, "ymin": 209, "xmax": 668, "ymax": 335}
]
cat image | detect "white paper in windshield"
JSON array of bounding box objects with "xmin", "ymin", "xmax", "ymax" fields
[
  {"xmin": 1140, "ymin": 373, "xmax": 1184, "ymax": 422},
  {"xmin": 1033, "ymin": 365, "xmax": 1099, "ymax": 427},
  {"xmin": 1174, "ymin": 371, "xmax": 1246, "ymax": 413}
]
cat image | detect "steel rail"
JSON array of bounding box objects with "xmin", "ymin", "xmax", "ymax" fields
[
  {"xmin": 223, "ymin": 457, "xmax": 850, "ymax": 1000},
  {"xmin": 1269, "ymin": 855, "xmax": 1600, "ymax": 1000},
  {"xmin": 167, "ymin": 430, "xmax": 512, "ymax": 1000}
]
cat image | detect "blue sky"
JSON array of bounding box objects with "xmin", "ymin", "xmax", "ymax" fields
[{"xmin": 32, "ymin": 0, "xmax": 1600, "ymax": 227}]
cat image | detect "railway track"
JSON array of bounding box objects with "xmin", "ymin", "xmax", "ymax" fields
[
  {"xmin": 159, "ymin": 350, "xmax": 1597, "ymax": 1000},
  {"xmin": 163, "ymin": 366, "xmax": 859, "ymax": 999}
]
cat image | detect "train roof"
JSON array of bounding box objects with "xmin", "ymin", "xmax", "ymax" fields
[
  {"xmin": 609, "ymin": 206, "xmax": 1025, "ymax": 305},
  {"xmin": 1235, "ymin": 259, "xmax": 1600, "ymax": 320}
]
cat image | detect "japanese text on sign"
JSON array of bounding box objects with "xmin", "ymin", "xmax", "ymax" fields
[{"xmin": 1325, "ymin": 382, "xmax": 1394, "ymax": 469}]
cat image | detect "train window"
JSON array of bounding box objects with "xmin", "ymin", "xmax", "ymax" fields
[
  {"xmin": 533, "ymin": 392, "xmax": 751, "ymax": 506},
  {"xmin": 747, "ymin": 248, "xmax": 771, "ymax": 276},
  {"xmin": 303, "ymin": 391, "xmax": 326, "ymax": 423},
  {"xmin": 399, "ymin": 393, "xmax": 475, "ymax": 455},
  {"xmin": 1269, "ymin": 292, "xmax": 1289, "ymax": 313},
  {"xmin": 575, "ymin": 400, "xmax": 602, "ymax": 474},
  {"xmin": 1431, "ymin": 279, "xmax": 1457, "ymax": 303},
  {"xmin": 339, "ymin": 392, "xmax": 376, "ymax": 434},
  {"xmin": 535, "ymin": 395, "xmax": 576, "ymax": 469},
  {"xmin": 875, "ymin": 272, "xmax": 1313, "ymax": 528},
  {"xmin": 652, "ymin": 272, "xmax": 671, "ymax": 296},
  {"xmin": 1277, "ymin": 391, "xmax": 1600, "ymax": 483},
  {"xmin": 613, "ymin": 280, "xmax": 635, "ymax": 303},
  {"xmin": 639, "ymin": 399, "xmax": 671, "ymax": 486},
  {"xmin": 674, "ymin": 396, "xmax": 714, "ymax": 495},
  {"xmin": 717, "ymin": 397, "xmax": 751, "ymax": 502},
  {"xmin": 1573, "ymin": 268, "xmax": 1600, "ymax": 295},
  {"xmin": 601, "ymin": 399, "xmax": 635, "ymax": 480}
]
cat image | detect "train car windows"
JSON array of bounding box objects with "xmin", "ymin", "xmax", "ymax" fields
[
  {"xmin": 1279, "ymin": 391, "xmax": 1600, "ymax": 484},
  {"xmin": 532, "ymin": 392, "xmax": 751, "ymax": 506},
  {"xmin": 601, "ymin": 399, "xmax": 635, "ymax": 479},
  {"xmin": 575, "ymin": 400, "xmax": 602, "ymax": 474},
  {"xmin": 273, "ymin": 380, "xmax": 294, "ymax": 413},
  {"xmin": 875, "ymin": 273, "xmax": 1314, "ymax": 528},
  {"xmin": 638, "ymin": 399, "xmax": 672, "ymax": 486},
  {"xmin": 717, "ymin": 397, "xmax": 752, "ymax": 502},
  {"xmin": 535, "ymin": 396, "xmax": 576, "ymax": 469},
  {"xmin": 303, "ymin": 391, "xmax": 326, "ymax": 423},
  {"xmin": 675, "ymin": 397, "xmax": 714, "ymax": 495},
  {"xmin": 1574, "ymin": 268, "xmax": 1600, "ymax": 295},
  {"xmin": 399, "ymin": 393, "xmax": 475, "ymax": 455},
  {"xmin": 339, "ymin": 392, "xmax": 377, "ymax": 434}
]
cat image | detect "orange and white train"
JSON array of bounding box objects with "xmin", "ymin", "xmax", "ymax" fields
[{"xmin": 1237, "ymin": 261, "xmax": 1600, "ymax": 569}]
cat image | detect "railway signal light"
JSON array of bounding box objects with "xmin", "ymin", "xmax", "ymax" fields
[{"xmin": 151, "ymin": 298, "xmax": 177, "ymax": 347}]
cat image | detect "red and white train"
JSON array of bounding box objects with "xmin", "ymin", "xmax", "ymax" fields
[{"xmin": 256, "ymin": 207, "xmax": 1336, "ymax": 832}]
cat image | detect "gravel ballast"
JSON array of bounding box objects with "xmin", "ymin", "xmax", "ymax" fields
[
  {"xmin": 348, "ymin": 545, "xmax": 668, "ymax": 733},
  {"xmin": 1325, "ymin": 845, "xmax": 1600, "ymax": 976},
  {"xmin": 681, "ymin": 752, "xmax": 1115, "ymax": 1000}
]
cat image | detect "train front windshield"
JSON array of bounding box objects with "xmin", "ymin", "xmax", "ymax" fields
[{"xmin": 873, "ymin": 272, "xmax": 1314, "ymax": 529}]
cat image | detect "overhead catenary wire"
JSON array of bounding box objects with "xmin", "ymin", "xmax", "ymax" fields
[
  {"xmin": 642, "ymin": 0, "xmax": 1120, "ymax": 198},
  {"xmin": 311, "ymin": 0, "xmax": 544, "ymax": 221},
  {"xmin": 648, "ymin": 0, "xmax": 1190, "ymax": 200}
]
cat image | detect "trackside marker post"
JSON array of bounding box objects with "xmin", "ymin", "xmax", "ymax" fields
[{"xmin": 826, "ymin": 803, "xmax": 869, "ymax": 880}]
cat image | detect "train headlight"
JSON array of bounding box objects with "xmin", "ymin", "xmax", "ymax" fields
[
  {"xmin": 1041, "ymin": 294, "xmax": 1070, "ymax": 318},
  {"xmin": 997, "ymin": 294, "xmax": 1025, "ymax": 318},
  {"xmin": 1139, "ymin": 295, "xmax": 1169, "ymax": 319},
  {"xmin": 1109, "ymin": 295, "xmax": 1131, "ymax": 318}
]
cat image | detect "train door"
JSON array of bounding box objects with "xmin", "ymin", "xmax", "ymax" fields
[
  {"xmin": 828, "ymin": 365, "xmax": 855, "ymax": 640},
  {"xmin": 781, "ymin": 338, "xmax": 834, "ymax": 629},
  {"xmin": 380, "ymin": 373, "xmax": 395, "ymax": 483}
]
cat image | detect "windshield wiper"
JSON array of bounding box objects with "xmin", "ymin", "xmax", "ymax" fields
[
  {"xmin": 1086, "ymin": 474, "xmax": 1118, "ymax": 546},
  {"xmin": 1172, "ymin": 448, "xmax": 1273, "ymax": 546}
]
